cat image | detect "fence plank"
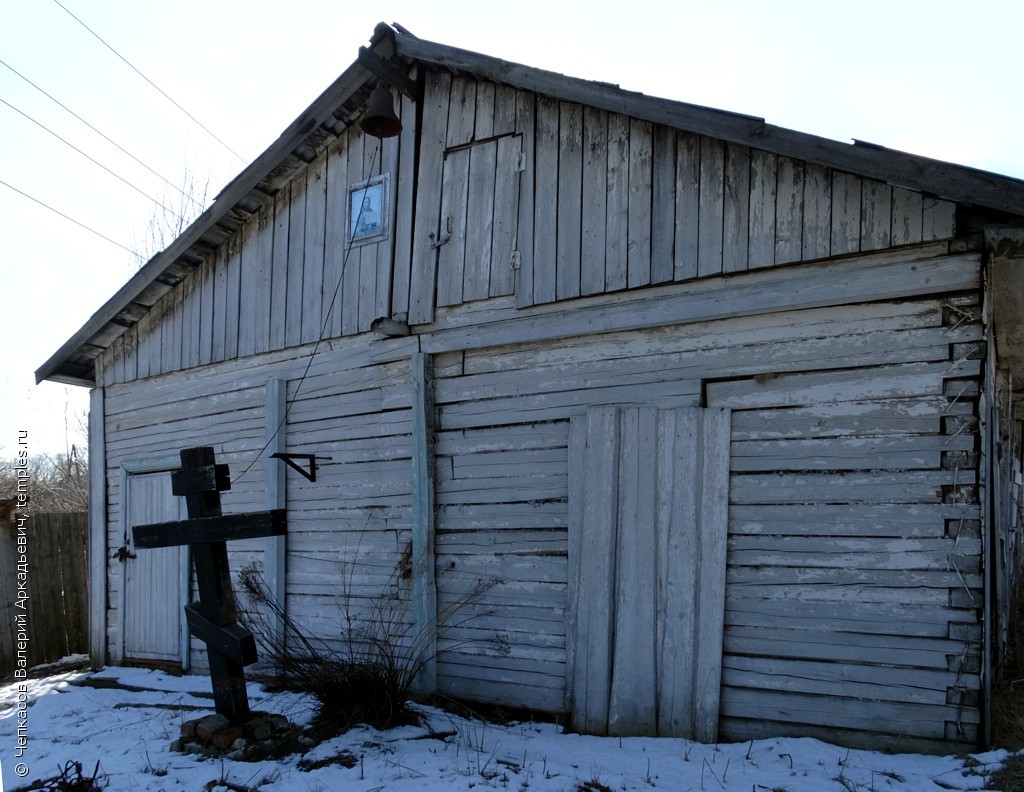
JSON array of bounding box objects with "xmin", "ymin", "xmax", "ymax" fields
[{"xmin": 0, "ymin": 512, "xmax": 88, "ymax": 675}]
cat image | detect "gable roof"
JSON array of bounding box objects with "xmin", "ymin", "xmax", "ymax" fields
[{"xmin": 37, "ymin": 22, "xmax": 1024, "ymax": 387}]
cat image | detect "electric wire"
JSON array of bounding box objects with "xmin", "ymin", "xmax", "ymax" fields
[
  {"xmin": 0, "ymin": 95, "xmax": 185, "ymax": 221},
  {"xmin": 0, "ymin": 177, "xmax": 135, "ymax": 255},
  {"xmin": 0, "ymin": 56, "xmax": 205, "ymax": 210},
  {"xmin": 49, "ymin": 0, "xmax": 245, "ymax": 163},
  {"xmin": 233, "ymin": 138, "xmax": 383, "ymax": 484}
]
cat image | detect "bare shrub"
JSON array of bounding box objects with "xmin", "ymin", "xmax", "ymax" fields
[{"xmin": 238, "ymin": 552, "xmax": 491, "ymax": 737}]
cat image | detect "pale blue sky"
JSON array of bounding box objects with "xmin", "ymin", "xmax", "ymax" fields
[{"xmin": 2, "ymin": 0, "xmax": 1021, "ymax": 455}]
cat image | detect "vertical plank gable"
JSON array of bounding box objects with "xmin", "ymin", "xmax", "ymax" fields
[
  {"xmin": 723, "ymin": 143, "xmax": 751, "ymax": 273},
  {"xmin": 627, "ymin": 119, "xmax": 653, "ymax": 288},
  {"xmin": 269, "ymin": 189, "xmax": 289, "ymax": 351},
  {"xmin": 254, "ymin": 205, "xmax": 274, "ymax": 354},
  {"xmin": 464, "ymin": 137, "xmax": 498, "ymax": 302},
  {"xmin": 651, "ymin": 125, "xmax": 676, "ymax": 284},
  {"xmin": 533, "ymin": 96, "xmax": 560, "ymax": 304},
  {"xmin": 801, "ymin": 162, "xmax": 832, "ymax": 261},
  {"xmin": 698, "ymin": 137, "xmax": 726, "ymax": 277},
  {"xmin": 775, "ymin": 156, "xmax": 805, "ymax": 265},
  {"xmin": 831, "ymin": 171, "xmax": 862, "ymax": 256},
  {"xmin": 437, "ymin": 147, "xmax": 471, "ymax": 307},
  {"xmin": 557, "ymin": 102, "xmax": 584, "ymax": 300},
  {"xmin": 391, "ymin": 92, "xmax": 417, "ymax": 321},
  {"xmin": 605, "ymin": 113, "xmax": 630, "ymax": 292},
  {"xmin": 674, "ymin": 131, "xmax": 700, "ymax": 281},
  {"xmin": 302, "ymin": 156, "xmax": 328, "ymax": 344},
  {"xmin": 410, "ymin": 70, "xmax": 451, "ymax": 324},
  {"xmin": 514, "ymin": 90, "xmax": 536, "ymax": 308},
  {"xmin": 892, "ymin": 187, "xmax": 924, "ymax": 247},
  {"xmin": 285, "ymin": 173, "xmax": 307, "ymax": 348},
  {"xmin": 490, "ymin": 135, "xmax": 522, "ymax": 297},
  {"xmin": 748, "ymin": 149, "xmax": 777, "ymax": 269},
  {"xmin": 223, "ymin": 233, "xmax": 242, "ymax": 360},
  {"xmin": 324, "ymin": 133, "xmax": 349, "ymax": 339},
  {"xmin": 581, "ymin": 106, "xmax": 609, "ymax": 296},
  {"xmin": 861, "ymin": 178, "xmax": 893, "ymax": 251}
]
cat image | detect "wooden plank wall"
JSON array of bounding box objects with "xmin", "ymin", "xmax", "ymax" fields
[
  {"xmin": 707, "ymin": 294, "xmax": 985, "ymax": 752},
  {"xmin": 429, "ymin": 249, "xmax": 983, "ymax": 751},
  {"xmin": 99, "ymin": 335, "xmax": 414, "ymax": 672},
  {"xmin": 99, "ymin": 107, "xmax": 409, "ymax": 389},
  {"xmin": 100, "ymin": 71, "xmax": 960, "ymax": 389},
  {"xmin": 409, "ymin": 73, "xmax": 958, "ymax": 317}
]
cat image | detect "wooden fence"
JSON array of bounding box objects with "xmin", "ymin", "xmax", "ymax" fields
[{"xmin": 0, "ymin": 512, "xmax": 88, "ymax": 677}]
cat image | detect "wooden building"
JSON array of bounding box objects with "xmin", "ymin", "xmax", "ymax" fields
[{"xmin": 38, "ymin": 24, "xmax": 1024, "ymax": 752}]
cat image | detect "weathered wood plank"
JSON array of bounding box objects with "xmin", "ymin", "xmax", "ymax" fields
[
  {"xmin": 581, "ymin": 108, "xmax": 609, "ymax": 297},
  {"xmin": 627, "ymin": 118, "xmax": 653, "ymax": 288},
  {"xmin": 651, "ymin": 124, "xmax": 676, "ymax": 284},
  {"xmin": 490, "ymin": 135, "xmax": 521, "ymax": 297},
  {"xmin": 861, "ymin": 178, "xmax": 893, "ymax": 251},
  {"xmin": 697, "ymin": 136, "xmax": 725, "ymax": 276},
  {"xmin": 301, "ymin": 156, "xmax": 327, "ymax": 345},
  {"xmin": 411, "ymin": 352, "xmax": 436, "ymax": 693},
  {"xmin": 557, "ymin": 102, "xmax": 583, "ymax": 300},
  {"xmin": 831, "ymin": 171, "xmax": 862, "ymax": 256},
  {"xmin": 723, "ymin": 143, "xmax": 750, "ymax": 273},
  {"xmin": 324, "ymin": 134, "xmax": 349, "ymax": 338},
  {"xmin": 514, "ymin": 90, "xmax": 536, "ymax": 309},
  {"xmin": 391, "ymin": 92, "xmax": 417, "ymax": 320},
  {"xmin": 748, "ymin": 149, "xmax": 777, "ymax": 268},
  {"xmin": 269, "ymin": 191, "xmax": 289, "ymax": 351},
  {"xmin": 532, "ymin": 95, "xmax": 559, "ymax": 304},
  {"xmin": 436, "ymin": 146, "xmax": 471, "ymax": 307},
  {"xmin": 605, "ymin": 112, "xmax": 630, "ymax": 292},
  {"xmin": 446, "ymin": 76, "xmax": 476, "ymax": 148},
  {"xmin": 674, "ymin": 131, "xmax": 700, "ymax": 281},
  {"xmin": 570, "ymin": 408, "xmax": 619, "ymax": 733},
  {"xmin": 693, "ymin": 409, "xmax": 730, "ymax": 742},
  {"xmin": 608, "ymin": 408, "xmax": 658, "ymax": 736},
  {"xmin": 801, "ymin": 162, "xmax": 831, "ymax": 260},
  {"xmin": 409, "ymin": 71, "xmax": 451, "ymax": 323},
  {"xmin": 285, "ymin": 174, "xmax": 307, "ymax": 348},
  {"xmin": 657, "ymin": 409, "xmax": 699, "ymax": 736},
  {"xmin": 892, "ymin": 186, "xmax": 924, "ymax": 246},
  {"xmin": 923, "ymin": 196, "xmax": 956, "ymax": 241},
  {"xmin": 775, "ymin": 156, "xmax": 804, "ymax": 264}
]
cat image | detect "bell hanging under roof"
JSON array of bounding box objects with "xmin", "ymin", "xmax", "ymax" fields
[{"xmin": 360, "ymin": 84, "xmax": 402, "ymax": 139}]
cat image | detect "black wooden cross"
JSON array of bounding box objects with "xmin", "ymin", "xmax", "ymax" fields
[{"xmin": 132, "ymin": 446, "xmax": 286, "ymax": 724}]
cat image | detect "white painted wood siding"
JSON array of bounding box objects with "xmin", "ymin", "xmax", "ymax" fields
[{"xmin": 96, "ymin": 243, "xmax": 983, "ymax": 752}]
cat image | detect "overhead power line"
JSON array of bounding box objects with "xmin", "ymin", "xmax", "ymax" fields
[
  {"xmin": 0, "ymin": 57, "xmax": 205, "ymax": 211},
  {"xmin": 0, "ymin": 95, "xmax": 184, "ymax": 221},
  {"xmin": 0, "ymin": 178, "xmax": 135, "ymax": 255},
  {"xmin": 49, "ymin": 0, "xmax": 245, "ymax": 163}
]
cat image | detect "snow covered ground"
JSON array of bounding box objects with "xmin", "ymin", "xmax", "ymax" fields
[{"xmin": 0, "ymin": 664, "xmax": 1011, "ymax": 791}]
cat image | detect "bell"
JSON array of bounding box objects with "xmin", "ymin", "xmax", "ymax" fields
[{"xmin": 360, "ymin": 84, "xmax": 402, "ymax": 139}]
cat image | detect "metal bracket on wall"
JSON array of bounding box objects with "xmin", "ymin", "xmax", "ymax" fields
[{"xmin": 271, "ymin": 453, "xmax": 331, "ymax": 483}]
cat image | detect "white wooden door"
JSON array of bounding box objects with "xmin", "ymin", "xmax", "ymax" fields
[
  {"xmin": 123, "ymin": 471, "xmax": 186, "ymax": 666},
  {"xmin": 568, "ymin": 406, "xmax": 730, "ymax": 739}
]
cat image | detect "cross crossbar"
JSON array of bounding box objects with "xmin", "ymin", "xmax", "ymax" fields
[{"xmin": 133, "ymin": 509, "xmax": 286, "ymax": 549}]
